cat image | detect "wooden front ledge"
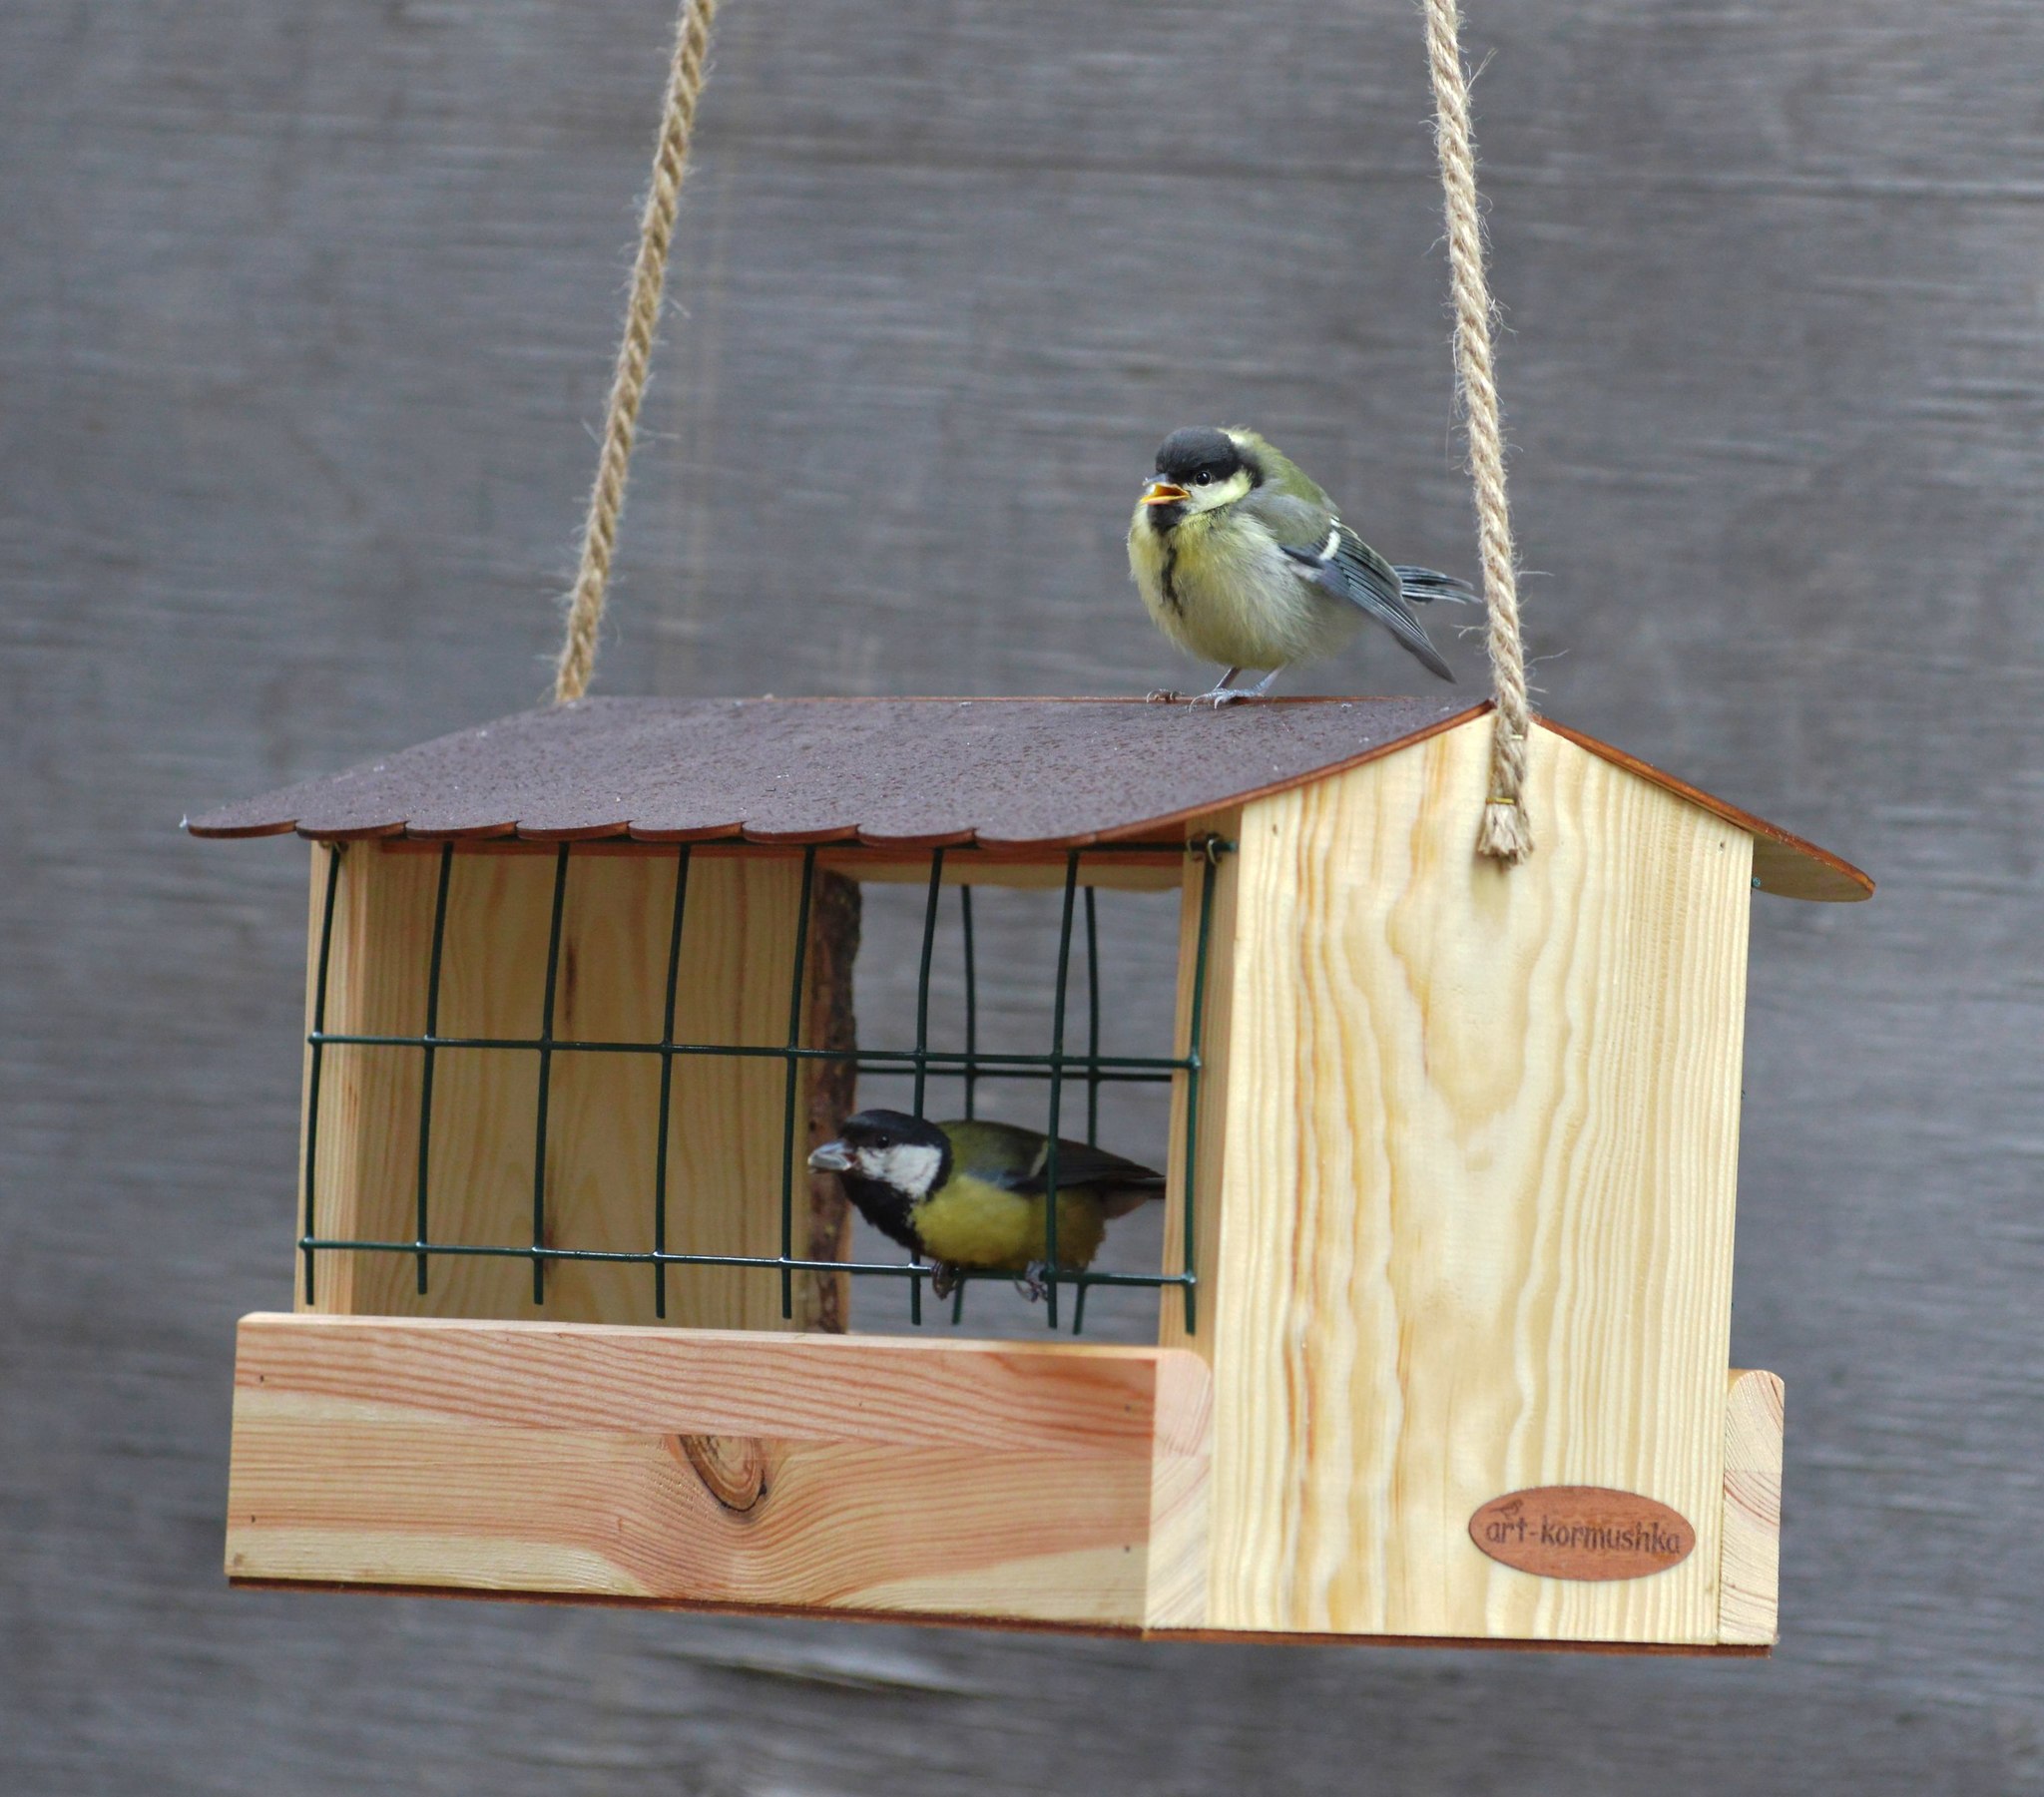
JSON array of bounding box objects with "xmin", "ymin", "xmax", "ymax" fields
[{"xmin": 227, "ymin": 1313, "xmax": 1213, "ymax": 1629}]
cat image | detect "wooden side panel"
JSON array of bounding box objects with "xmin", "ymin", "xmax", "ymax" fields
[
  {"xmin": 226, "ymin": 1314, "xmax": 1212, "ymax": 1624},
  {"xmin": 1205, "ymin": 717, "xmax": 1754, "ymax": 1641},
  {"xmin": 1719, "ymin": 1368, "xmax": 1786, "ymax": 1645},
  {"xmin": 302, "ymin": 844, "xmax": 839, "ymax": 1329},
  {"xmin": 299, "ymin": 842, "xmax": 438, "ymax": 1318},
  {"xmin": 1159, "ymin": 816, "xmax": 1240, "ymax": 1366}
]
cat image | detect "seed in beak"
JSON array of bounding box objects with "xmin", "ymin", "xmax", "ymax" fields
[{"xmin": 807, "ymin": 1141, "xmax": 852, "ymax": 1174}]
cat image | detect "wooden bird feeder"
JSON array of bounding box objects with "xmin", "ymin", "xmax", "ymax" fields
[{"xmin": 188, "ymin": 692, "xmax": 1869, "ymax": 1649}]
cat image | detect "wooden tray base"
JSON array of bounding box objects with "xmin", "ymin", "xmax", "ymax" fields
[{"xmin": 227, "ymin": 1315, "xmax": 1780, "ymax": 1649}]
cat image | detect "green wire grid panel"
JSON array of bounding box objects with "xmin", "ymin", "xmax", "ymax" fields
[{"xmin": 296, "ymin": 836, "xmax": 1227, "ymax": 1337}]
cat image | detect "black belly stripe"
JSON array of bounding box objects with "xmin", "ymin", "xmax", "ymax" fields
[{"xmin": 1161, "ymin": 540, "xmax": 1181, "ymax": 614}]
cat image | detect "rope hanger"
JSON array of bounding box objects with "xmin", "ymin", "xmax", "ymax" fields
[
  {"xmin": 553, "ymin": 0, "xmax": 718, "ymax": 711},
  {"xmin": 1422, "ymin": 0, "xmax": 1532, "ymax": 861},
  {"xmin": 553, "ymin": 0, "xmax": 1533, "ymax": 862}
]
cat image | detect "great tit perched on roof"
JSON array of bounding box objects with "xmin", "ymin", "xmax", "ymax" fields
[
  {"xmin": 1129, "ymin": 426, "xmax": 1475, "ymax": 703},
  {"xmin": 807, "ymin": 1110, "xmax": 1164, "ymax": 1299}
]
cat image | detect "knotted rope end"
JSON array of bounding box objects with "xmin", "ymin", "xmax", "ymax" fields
[{"xmin": 1476, "ymin": 796, "xmax": 1533, "ymax": 864}]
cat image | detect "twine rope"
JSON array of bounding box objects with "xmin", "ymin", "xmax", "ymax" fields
[
  {"xmin": 554, "ymin": 0, "xmax": 1534, "ymax": 862},
  {"xmin": 1423, "ymin": 0, "xmax": 1533, "ymax": 861},
  {"xmin": 553, "ymin": 0, "xmax": 719, "ymax": 706}
]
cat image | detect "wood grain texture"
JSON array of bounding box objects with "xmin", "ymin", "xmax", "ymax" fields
[
  {"xmin": 10, "ymin": 0, "xmax": 2036, "ymax": 1787},
  {"xmin": 227, "ymin": 1314, "xmax": 1211, "ymax": 1625},
  {"xmin": 304, "ymin": 843, "xmax": 832, "ymax": 1329},
  {"xmin": 1719, "ymin": 1369, "xmax": 1786, "ymax": 1646},
  {"xmin": 1141, "ymin": 1346, "xmax": 1214, "ymax": 1627},
  {"xmin": 1205, "ymin": 715, "xmax": 1753, "ymax": 1641}
]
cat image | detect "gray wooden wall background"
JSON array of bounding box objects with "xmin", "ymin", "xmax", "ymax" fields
[{"xmin": 6, "ymin": 0, "xmax": 2041, "ymax": 1790}]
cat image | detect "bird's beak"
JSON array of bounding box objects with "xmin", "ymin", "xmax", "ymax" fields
[
  {"xmin": 807, "ymin": 1140, "xmax": 852, "ymax": 1174},
  {"xmin": 1141, "ymin": 480, "xmax": 1190, "ymax": 506}
]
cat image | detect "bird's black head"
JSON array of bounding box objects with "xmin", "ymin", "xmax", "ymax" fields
[
  {"xmin": 1140, "ymin": 427, "xmax": 1262, "ymax": 532},
  {"xmin": 806, "ymin": 1110, "xmax": 953, "ymax": 1251},
  {"xmin": 1156, "ymin": 426, "xmax": 1251, "ymax": 489}
]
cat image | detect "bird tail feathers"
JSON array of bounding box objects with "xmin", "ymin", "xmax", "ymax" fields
[
  {"xmin": 1094, "ymin": 1179, "xmax": 1166, "ymax": 1220},
  {"xmin": 1393, "ymin": 566, "xmax": 1478, "ymax": 606}
]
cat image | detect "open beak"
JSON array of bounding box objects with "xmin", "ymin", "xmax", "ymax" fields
[
  {"xmin": 807, "ymin": 1140, "xmax": 852, "ymax": 1174},
  {"xmin": 1141, "ymin": 480, "xmax": 1190, "ymax": 506}
]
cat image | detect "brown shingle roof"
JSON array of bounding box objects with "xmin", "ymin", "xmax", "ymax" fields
[{"xmin": 184, "ymin": 695, "xmax": 1871, "ymax": 900}]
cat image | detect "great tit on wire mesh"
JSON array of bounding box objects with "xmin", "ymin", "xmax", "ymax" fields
[
  {"xmin": 807, "ymin": 1110, "xmax": 1163, "ymax": 1300},
  {"xmin": 1129, "ymin": 426, "xmax": 1475, "ymax": 702}
]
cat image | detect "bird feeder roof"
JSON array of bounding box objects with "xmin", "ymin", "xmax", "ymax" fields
[{"xmin": 185, "ymin": 695, "xmax": 1871, "ymax": 901}]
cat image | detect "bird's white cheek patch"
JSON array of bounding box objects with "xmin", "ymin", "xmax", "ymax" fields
[
  {"xmin": 1200, "ymin": 468, "xmax": 1255, "ymax": 511},
  {"xmin": 868, "ymin": 1142, "xmax": 944, "ymax": 1197}
]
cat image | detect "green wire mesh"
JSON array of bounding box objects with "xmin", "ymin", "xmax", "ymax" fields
[{"xmin": 299, "ymin": 836, "xmax": 1227, "ymax": 1336}]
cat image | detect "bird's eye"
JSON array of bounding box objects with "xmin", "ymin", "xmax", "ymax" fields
[{"xmin": 1194, "ymin": 470, "xmax": 1212, "ymax": 486}]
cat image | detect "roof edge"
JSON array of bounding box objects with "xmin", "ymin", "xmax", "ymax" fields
[
  {"xmin": 1070, "ymin": 699, "xmax": 1489, "ymax": 848},
  {"xmin": 182, "ymin": 696, "xmax": 1873, "ymax": 901},
  {"xmin": 1536, "ymin": 717, "xmax": 1872, "ymax": 902}
]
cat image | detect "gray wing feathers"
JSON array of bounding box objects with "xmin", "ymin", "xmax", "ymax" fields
[
  {"xmin": 1326, "ymin": 526, "xmax": 1456, "ymax": 681},
  {"xmin": 1239, "ymin": 486, "xmax": 1336, "ymax": 555},
  {"xmin": 1262, "ymin": 491, "xmax": 1466, "ymax": 679},
  {"xmin": 1019, "ymin": 1138, "xmax": 1165, "ymax": 1214}
]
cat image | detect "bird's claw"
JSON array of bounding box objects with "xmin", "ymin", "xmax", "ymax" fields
[
  {"xmin": 928, "ymin": 1262, "xmax": 962, "ymax": 1301},
  {"xmin": 1144, "ymin": 687, "xmax": 1183, "ymax": 703},
  {"xmin": 1011, "ymin": 1264, "xmax": 1053, "ymax": 1303},
  {"xmin": 1191, "ymin": 686, "xmax": 1261, "ymax": 707}
]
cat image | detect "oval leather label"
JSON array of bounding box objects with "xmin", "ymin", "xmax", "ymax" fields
[{"xmin": 1469, "ymin": 1486, "xmax": 1695, "ymax": 1581}]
